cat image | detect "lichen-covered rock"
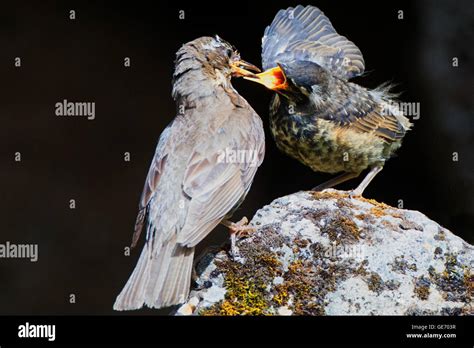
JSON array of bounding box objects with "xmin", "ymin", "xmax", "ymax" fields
[{"xmin": 177, "ymin": 190, "xmax": 474, "ymax": 315}]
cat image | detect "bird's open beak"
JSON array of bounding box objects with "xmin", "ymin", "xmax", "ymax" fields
[
  {"xmin": 230, "ymin": 60, "xmax": 261, "ymax": 78},
  {"xmin": 244, "ymin": 65, "xmax": 288, "ymax": 90}
]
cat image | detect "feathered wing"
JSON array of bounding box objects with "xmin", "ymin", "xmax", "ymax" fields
[
  {"xmin": 178, "ymin": 110, "xmax": 265, "ymax": 247},
  {"xmin": 114, "ymin": 109, "xmax": 265, "ymax": 310},
  {"xmin": 262, "ymin": 5, "xmax": 365, "ymax": 80},
  {"xmin": 131, "ymin": 124, "xmax": 172, "ymax": 248},
  {"xmin": 318, "ymin": 85, "xmax": 412, "ymax": 142},
  {"xmin": 114, "ymin": 117, "xmax": 188, "ymax": 310}
]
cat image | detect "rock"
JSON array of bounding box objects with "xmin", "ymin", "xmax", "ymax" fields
[
  {"xmin": 176, "ymin": 190, "xmax": 474, "ymax": 315},
  {"xmin": 175, "ymin": 296, "xmax": 200, "ymax": 315}
]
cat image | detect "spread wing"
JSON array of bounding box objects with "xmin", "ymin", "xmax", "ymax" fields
[
  {"xmin": 177, "ymin": 111, "xmax": 265, "ymax": 247},
  {"xmin": 262, "ymin": 5, "xmax": 365, "ymax": 80}
]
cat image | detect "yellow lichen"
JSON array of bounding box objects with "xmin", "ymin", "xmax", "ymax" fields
[
  {"xmin": 355, "ymin": 213, "xmax": 370, "ymax": 220},
  {"xmin": 370, "ymin": 206, "xmax": 386, "ymax": 217},
  {"xmin": 256, "ymin": 252, "xmax": 282, "ymax": 276},
  {"xmin": 201, "ymin": 274, "xmax": 269, "ymax": 315},
  {"xmin": 311, "ymin": 190, "xmax": 349, "ymax": 200},
  {"xmin": 358, "ymin": 196, "xmax": 391, "ymax": 209},
  {"xmin": 414, "ymin": 284, "xmax": 430, "ymax": 300},
  {"xmin": 322, "ymin": 213, "xmax": 360, "ymax": 243},
  {"xmin": 288, "ymin": 260, "xmax": 304, "ymax": 274},
  {"xmin": 294, "ymin": 238, "xmax": 310, "ymax": 248},
  {"xmin": 366, "ymin": 273, "xmax": 384, "ymax": 293},
  {"xmin": 219, "ymin": 300, "xmax": 240, "ymax": 316},
  {"xmin": 280, "ymin": 260, "xmax": 325, "ymax": 315},
  {"xmin": 272, "ymin": 285, "xmax": 289, "ymax": 305},
  {"xmin": 339, "ymin": 216, "xmax": 360, "ymax": 239}
]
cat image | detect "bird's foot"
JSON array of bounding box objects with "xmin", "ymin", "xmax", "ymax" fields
[
  {"xmin": 348, "ymin": 188, "xmax": 364, "ymax": 198},
  {"xmin": 348, "ymin": 166, "xmax": 383, "ymax": 198},
  {"xmin": 223, "ymin": 217, "xmax": 255, "ymax": 260},
  {"xmin": 227, "ymin": 217, "xmax": 255, "ymax": 239}
]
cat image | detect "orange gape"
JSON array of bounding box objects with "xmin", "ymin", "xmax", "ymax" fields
[{"xmin": 245, "ymin": 66, "xmax": 288, "ymax": 90}]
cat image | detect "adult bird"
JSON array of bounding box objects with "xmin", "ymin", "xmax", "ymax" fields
[
  {"xmin": 246, "ymin": 5, "xmax": 412, "ymax": 196},
  {"xmin": 113, "ymin": 36, "xmax": 264, "ymax": 310}
]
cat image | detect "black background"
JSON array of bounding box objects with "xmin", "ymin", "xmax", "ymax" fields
[
  {"xmin": 0, "ymin": 316, "xmax": 472, "ymax": 345},
  {"xmin": 0, "ymin": 0, "xmax": 472, "ymax": 315}
]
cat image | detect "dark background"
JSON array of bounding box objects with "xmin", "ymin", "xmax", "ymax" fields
[{"xmin": 0, "ymin": 0, "xmax": 472, "ymax": 315}]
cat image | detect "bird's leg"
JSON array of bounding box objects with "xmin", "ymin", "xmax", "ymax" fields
[
  {"xmin": 221, "ymin": 217, "xmax": 255, "ymax": 258},
  {"xmin": 222, "ymin": 217, "xmax": 255, "ymax": 238},
  {"xmin": 312, "ymin": 172, "xmax": 360, "ymax": 191},
  {"xmin": 350, "ymin": 166, "xmax": 383, "ymax": 197}
]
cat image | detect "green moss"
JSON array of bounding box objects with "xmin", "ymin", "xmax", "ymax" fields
[
  {"xmin": 223, "ymin": 277, "xmax": 267, "ymax": 315},
  {"xmin": 200, "ymin": 229, "xmax": 284, "ymax": 316},
  {"xmin": 200, "ymin": 261, "xmax": 271, "ymax": 316}
]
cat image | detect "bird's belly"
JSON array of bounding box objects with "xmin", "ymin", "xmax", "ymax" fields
[{"xmin": 270, "ymin": 116, "xmax": 398, "ymax": 174}]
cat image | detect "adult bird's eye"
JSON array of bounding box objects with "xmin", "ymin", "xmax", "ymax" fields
[{"xmin": 226, "ymin": 49, "xmax": 233, "ymax": 58}]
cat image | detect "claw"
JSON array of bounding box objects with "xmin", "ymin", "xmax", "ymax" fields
[{"xmin": 221, "ymin": 217, "xmax": 255, "ymax": 259}]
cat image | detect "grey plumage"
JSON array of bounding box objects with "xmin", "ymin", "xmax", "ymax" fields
[
  {"xmin": 114, "ymin": 36, "xmax": 264, "ymax": 310},
  {"xmin": 262, "ymin": 5, "xmax": 365, "ymax": 79}
]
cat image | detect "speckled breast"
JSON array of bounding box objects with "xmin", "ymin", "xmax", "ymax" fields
[{"xmin": 269, "ymin": 106, "xmax": 400, "ymax": 175}]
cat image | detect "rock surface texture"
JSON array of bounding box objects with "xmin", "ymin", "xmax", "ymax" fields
[{"xmin": 176, "ymin": 190, "xmax": 473, "ymax": 315}]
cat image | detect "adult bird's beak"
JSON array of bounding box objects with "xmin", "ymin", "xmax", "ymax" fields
[
  {"xmin": 244, "ymin": 65, "xmax": 288, "ymax": 91},
  {"xmin": 231, "ymin": 60, "xmax": 261, "ymax": 78}
]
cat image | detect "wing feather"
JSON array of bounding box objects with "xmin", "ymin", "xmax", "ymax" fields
[
  {"xmin": 262, "ymin": 5, "xmax": 365, "ymax": 80},
  {"xmin": 132, "ymin": 124, "xmax": 173, "ymax": 247},
  {"xmin": 132, "ymin": 107, "xmax": 264, "ymax": 250},
  {"xmin": 178, "ymin": 170, "xmax": 244, "ymax": 247},
  {"xmin": 177, "ymin": 111, "xmax": 265, "ymax": 247}
]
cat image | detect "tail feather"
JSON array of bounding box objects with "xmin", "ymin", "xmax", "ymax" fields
[
  {"xmin": 153, "ymin": 246, "xmax": 194, "ymax": 308},
  {"xmin": 113, "ymin": 239, "xmax": 194, "ymax": 311},
  {"xmin": 145, "ymin": 239, "xmax": 175, "ymax": 304}
]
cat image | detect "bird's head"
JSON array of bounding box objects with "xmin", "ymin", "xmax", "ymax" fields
[
  {"xmin": 244, "ymin": 61, "xmax": 329, "ymax": 102},
  {"xmin": 177, "ymin": 36, "xmax": 260, "ymax": 80}
]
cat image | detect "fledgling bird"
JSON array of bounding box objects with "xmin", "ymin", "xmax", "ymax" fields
[
  {"xmin": 246, "ymin": 5, "xmax": 412, "ymax": 195},
  {"xmin": 113, "ymin": 36, "xmax": 264, "ymax": 310}
]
